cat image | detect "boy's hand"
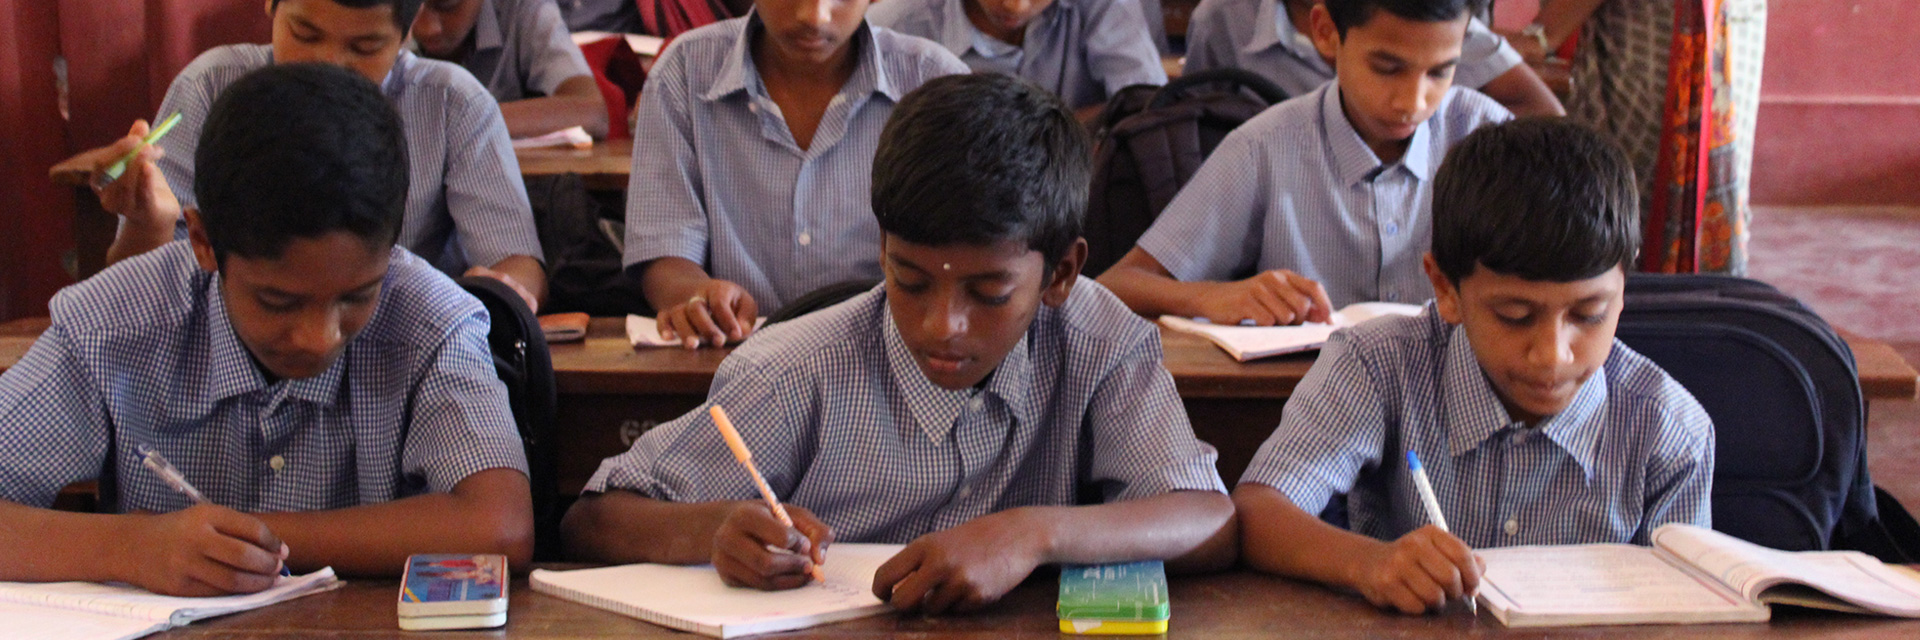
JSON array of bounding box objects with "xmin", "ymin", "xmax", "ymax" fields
[
  {"xmin": 463, "ymin": 265, "xmax": 540, "ymax": 313},
  {"xmin": 50, "ymin": 120, "xmax": 183, "ymax": 233},
  {"xmin": 711, "ymin": 502, "xmax": 832, "ymax": 591},
  {"xmin": 1196, "ymin": 270, "xmax": 1334, "ymax": 326},
  {"xmin": 871, "ymin": 508, "xmax": 1046, "ymax": 614},
  {"xmin": 127, "ymin": 504, "xmax": 288, "ymax": 597},
  {"xmin": 657, "ymin": 279, "xmax": 758, "ymax": 349},
  {"xmin": 1351, "ymin": 525, "xmax": 1483, "ymax": 615}
]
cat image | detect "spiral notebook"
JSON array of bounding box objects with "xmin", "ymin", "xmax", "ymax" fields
[
  {"xmin": 0, "ymin": 568, "xmax": 341, "ymax": 640},
  {"xmin": 530, "ymin": 544, "xmax": 903, "ymax": 638}
]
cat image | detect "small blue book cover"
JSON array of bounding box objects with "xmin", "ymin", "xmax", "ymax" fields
[{"xmin": 400, "ymin": 554, "xmax": 508, "ymax": 616}]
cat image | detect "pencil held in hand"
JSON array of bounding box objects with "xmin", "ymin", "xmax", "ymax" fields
[{"xmin": 710, "ymin": 405, "xmax": 825, "ymax": 582}]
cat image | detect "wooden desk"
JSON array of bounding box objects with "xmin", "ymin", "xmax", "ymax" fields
[
  {"xmin": 162, "ymin": 568, "xmax": 1920, "ymax": 638},
  {"xmin": 516, "ymin": 138, "xmax": 633, "ymax": 190}
]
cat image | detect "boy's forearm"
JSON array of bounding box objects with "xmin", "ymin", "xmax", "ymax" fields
[
  {"xmin": 1233, "ymin": 482, "xmax": 1381, "ymax": 589},
  {"xmin": 1479, "ymin": 66, "xmax": 1566, "ymax": 118},
  {"xmin": 1026, "ymin": 490, "xmax": 1237, "ymax": 571},
  {"xmin": 639, "ymin": 257, "xmax": 716, "ymax": 311},
  {"xmin": 254, "ymin": 468, "xmax": 534, "ymax": 575},
  {"xmin": 499, "ymin": 77, "xmax": 610, "ymax": 140},
  {"xmin": 104, "ymin": 218, "xmax": 179, "ymax": 267},
  {"xmin": 488, "ymin": 254, "xmax": 549, "ymax": 305},
  {"xmin": 1096, "ymin": 251, "xmax": 1213, "ymax": 318},
  {"xmin": 0, "ymin": 499, "xmax": 132, "ymax": 583},
  {"xmin": 559, "ymin": 491, "xmax": 744, "ymax": 564}
]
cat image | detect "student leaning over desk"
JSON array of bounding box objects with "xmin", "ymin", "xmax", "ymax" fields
[
  {"xmin": 410, "ymin": 0, "xmax": 611, "ymax": 139},
  {"xmin": 563, "ymin": 73, "xmax": 1235, "ymax": 613},
  {"xmin": 50, "ymin": 0, "xmax": 549, "ymax": 313},
  {"xmin": 0, "ymin": 64, "xmax": 533, "ymax": 596}
]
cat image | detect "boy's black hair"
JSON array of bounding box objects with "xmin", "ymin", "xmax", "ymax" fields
[
  {"xmin": 1324, "ymin": 0, "xmax": 1471, "ymax": 37},
  {"xmin": 871, "ymin": 73, "xmax": 1090, "ymax": 267},
  {"xmin": 270, "ymin": 0, "xmax": 423, "ymax": 36},
  {"xmin": 1431, "ymin": 117, "xmax": 1640, "ymax": 284},
  {"xmin": 195, "ymin": 63, "xmax": 408, "ymax": 265}
]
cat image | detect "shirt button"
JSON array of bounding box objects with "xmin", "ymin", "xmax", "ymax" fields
[
  {"xmin": 957, "ymin": 486, "xmax": 973, "ymax": 499},
  {"xmin": 1513, "ymin": 431, "xmax": 1530, "ymax": 445},
  {"xmin": 968, "ymin": 396, "xmax": 985, "ymax": 412},
  {"xmin": 1385, "ymin": 222, "xmax": 1399, "ymax": 236},
  {"xmin": 1504, "ymin": 518, "xmax": 1519, "ymax": 536},
  {"xmin": 798, "ymin": 232, "xmax": 812, "ymax": 246},
  {"xmin": 1384, "ymin": 293, "xmax": 1398, "ymax": 302},
  {"xmin": 269, "ymin": 455, "xmax": 286, "ymax": 472}
]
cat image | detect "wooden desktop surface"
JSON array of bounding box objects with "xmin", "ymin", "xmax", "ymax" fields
[
  {"xmin": 160, "ymin": 566, "xmax": 1920, "ymax": 638},
  {"xmin": 516, "ymin": 138, "xmax": 634, "ymax": 190}
]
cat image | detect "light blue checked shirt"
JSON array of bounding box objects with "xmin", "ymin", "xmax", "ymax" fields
[
  {"xmin": 1135, "ymin": 82, "xmax": 1509, "ymax": 308},
  {"xmin": 0, "ymin": 242, "xmax": 529, "ymax": 514},
  {"xmin": 411, "ymin": 0, "xmax": 595, "ymax": 102},
  {"xmin": 867, "ymin": 0, "xmax": 1166, "ymax": 110},
  {"xmin": 155, "ymin": 45, "xmax": 544, "ymax": 276},
  {"xmin": 1239, "ymin": 304, "xmax": 1715, "ymax": 547},
  {"xmin": 585, "ymin": 279, "xmax": 1227, "ymax": 543},
  {"xmin": 624, "ymin": 15, "xmax": 967, "ymax": 312},
  {"xmin": 1182, "ymin": 0, "xmax": 1522, "ymax": 99}
]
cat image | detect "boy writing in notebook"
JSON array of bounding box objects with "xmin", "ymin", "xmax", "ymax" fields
[
  {"xmin": 563, "ymin": 73, "xmax": 1235, "ymax": 612},
  {"xmin": 51, "ymin": 0, "xmax": 548, "ymax": 311},
  {"xmin": 410, "ymin": 0, "xmax": 611, "ymax": 138},
  {"xmin": 1098, "ymin": 0, "xmax": 1509, "ymax": 326},
  {"xmin": 867, "ymin": 0, "xmax": 1166, "ymax": 118},
  {"xmin": 627, "ymin": 0, "xmax": 968, "ymax": 349},
  {"xmin": 1184, "ymin": 0, "xmax": 1562, "ymax": 116},
  {"xmin": 1234, "ymin": 118, "xmax": 1715, "ymax": 614},
  {"xmin": 0, "ymin": 64, "xmax": 533, "ymax": 595}
]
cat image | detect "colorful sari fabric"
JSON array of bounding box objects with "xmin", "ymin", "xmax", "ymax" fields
[{"xmin": 1569, "ymin": 0, "xmax": 1755, "ymax": 275}]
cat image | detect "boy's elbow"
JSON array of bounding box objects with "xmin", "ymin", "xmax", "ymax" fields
[{"xmin": 1167, "ymin": 491, "xmax": 1239, "ymax": 573}]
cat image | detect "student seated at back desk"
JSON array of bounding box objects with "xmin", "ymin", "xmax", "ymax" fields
[
  {"xmin": 51, "ymin": 0, "xmax": 548, "ymax": 312},
  {"xmin": 627, "ymin": 0, "xmax": 967, "ymax": 349},
  {"xmin": 1185, "ymin": 0, "xmax": 1563, "ymax": 117},
  {"xmin": 1099, "ymin": 0, "xmax": 1510, "ymax": 326},
  {"xmin": 867, "ymin": 0, "xmax": 1167, "ymax": 120},
  {"xmin": 0, "ymin": 64, "xmax": 533, "ymax": 595},
  {"xmin": 1236, "ymin": 117, "xmax": 1715, "ymax": 615},
  {"xmin": 410, "ymin": 0, "xmax": 610, "ymax": 139},
  {"xmin": 563, "ymin": 74, "xmax": 1235, "ymax": 612}
]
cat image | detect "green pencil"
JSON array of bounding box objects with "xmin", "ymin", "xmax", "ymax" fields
[{"xmin": 103, "ymin": 112, "xmax": 183, "ymax": 181}]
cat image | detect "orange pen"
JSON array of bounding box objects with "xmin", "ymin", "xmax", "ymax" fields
[{"xmin": 710, "ymin": 405, "xmax": 825, "ymax": 582}]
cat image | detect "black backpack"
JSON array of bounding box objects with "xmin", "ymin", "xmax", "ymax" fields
[
  {"xmin": 524, "ymin": 173, "xmax": 651, "ymax": 316},
  {"xmin": 1617, "ymin": 273, "xmax": 1920, "ymax": 561},
  {"xmin": 1083, "ymin": 68, "xmax": 1289, "ymax": 275},
  {"xmin": 457, "ymin": 276, "xmax": 562, "ymax": 561}
]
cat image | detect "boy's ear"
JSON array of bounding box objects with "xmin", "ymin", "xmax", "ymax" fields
[
  {"xmin": 263, "ymin": 0, "xmax": 274, "ymax": 19},
  {"xmin": 1041, "ymin": 238, "xmax": 1087, "ymax": 307},
  {"xmin": 185, "ymin": 208, "xmax": 218, "ymax": 273},
  {"xmin": 1308, "ymin": 4, "xmax": 1341, "ymax": 66},
  {"xmin": 1422, "ymin": 253, "xmax": 1463, "ymax": 325}
]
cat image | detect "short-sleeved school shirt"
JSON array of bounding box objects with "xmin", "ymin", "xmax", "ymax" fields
[
  {"xmin": 155, "ymin": 45, "xmax": 543, "ymax": 276},
  {"xmin": 585, "ymin": 279, "xmax": 1227, "ymax": 543},
  {"xmin": 1135, "ymin": 82, "xmax": 1510, "ymax": 307},
  {"xmin": 412, "ymin": 0, "xmax": 596, "ymax": 102},
  {"xmin": 1183, "ymin": 0, "xmax": 1522, "ymax": 99},
  {"xmin": 867, "ymin": 0, "xmax": 1167, "ymax": 110},
  {"xmin": 0, "ymin": 241, "xmax": 528, "ymax": 513}
]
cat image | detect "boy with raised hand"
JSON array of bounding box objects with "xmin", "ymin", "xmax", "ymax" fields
[
  {"xmin": 1235, "ymin": 118, "xmax": 1714, "ymax": 614},
  {"xmin": 52, "ymin": 0, "xmax": 547, "ymax": 311},
  {"xmin": 0, "ymin": 64, "xmax": 534, "ymax": 595},
  {"xmin": 564, "ymin": 73, "xmax": 1234, "ymax": 613},
  {"xmin": 629, "ymin": 0, "xmax": 968, "ymax": 349},
  {"xmin": 410, "ymin": 0, "xmax": 610, "ymax": 139},
  {"xmin": 1185, "ymin": 0, "xmax": 1562, "ymax": 116},
  {"xmin": 867, "ymin": 0, "xmax": 1166, "ymax": 118},
  {"xmin": 1099, "ymin": 0, "xmax": 1510, "ymax": 326}
]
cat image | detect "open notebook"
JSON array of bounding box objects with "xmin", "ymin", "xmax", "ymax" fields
[
  {"xmin": 0, "ymin": 568, "xmax": 341, "ymax": 640},
  {"xmin": 531, "ymin": 543, "xmax": 903, "ymax": 638},
  {"xmin": 1476, "ymin": 524, "xmax": 1920, "ymax": 627},
  {"xmin": 1158, "ymin": 302, "xmax": 1423, "ymax": 362},
  {"xmin": 626, "ymin": 315, "xmax": 768, "ymax": 348}
]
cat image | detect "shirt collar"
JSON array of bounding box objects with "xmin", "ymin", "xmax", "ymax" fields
[
  {"xmin": 203, "ymin": 273, "xmax": 346, "ymax": 408},
  {"xmin": 472, "ymin": 0, "xmax": 505, "ymax": 53},
  {"xmin": 1438, "ymin": 312, "xmax": 1608, "ymax": 482},
  {"xmin": 704, "ymin": 12, "xmax": 897, "ymax": 104},
  {"xmin": 1318, "ymin": 84, "xmax": 1436, "ymax": 187},
  {"xmin": 880, "ymin": 301, "xmax": 1037, "ymax": 443},
  {"xmin": 1246, "ymin": 0, "xmax": 1322, "ymax": 64},
  {"xmin": 936, "ymin": 0, "xmax": 978, "ymax": 57}
]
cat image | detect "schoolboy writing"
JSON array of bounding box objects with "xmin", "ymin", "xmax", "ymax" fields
[
  {"xmin": 1234, "ymin": 117, "xmax": 1715, "ymax": 614},
  {"xmin": 410, "ymin": 0, "xmax": 611, "ymax": 138},
  {"xmin": 867, "ymin": 0, "xmax": 1167, "ymax": 118},
  {"xmin": 563, "ymin": 73, "xmax": 1235, "ymax": 612},
  {"xmin": 50, "ymin": 0, "xmax": 549, "ymax": 312},
  {"xmin": 627, "ymin": 0, "xmax": 967, "ymax": 349},
  {"xmin": 1184, "ymin": 0, "xmax": 1562, "ymax": 116},
  {"xmin": 0, "ymin": 64, "xmax": 533, "ymax": 595},
  {"xmin": 1099, "ymin": 0, "xmax": 1510, "ymax": 325}
]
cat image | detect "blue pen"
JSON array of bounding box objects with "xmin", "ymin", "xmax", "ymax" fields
[
  {"xmin": 137, "ymin": 444, "xmax": 292, "ymax": 577},
  {"xmin": 1407, "ymin": 449, "xmax": 1475, "ymax": 615}
]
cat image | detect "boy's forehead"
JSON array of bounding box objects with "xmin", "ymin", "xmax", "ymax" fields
[
  {"xmin": 1460, "ymin": 264, "xmax": 1626, "ymax": 304},
  {"xmin": 884, "ymin": 235, "xmax": 1038, "ymax": 270},
  {"xmin": 278, "ymin": 0, "xmax": 400, "ymax": 29},
  {"xmin": 1344, "ymin": 11, "xmax": 1468, "ymax": 59}
]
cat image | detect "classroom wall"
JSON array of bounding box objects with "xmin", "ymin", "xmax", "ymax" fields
[{"xmin": 0, "ymin": 0, "xmax": 77, "ymax": 320}]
